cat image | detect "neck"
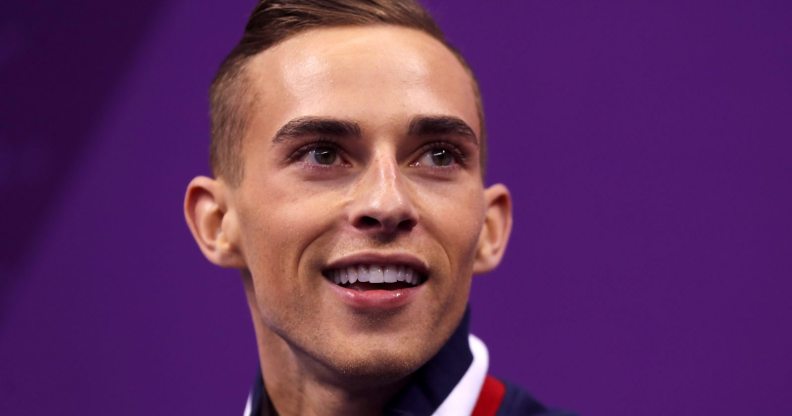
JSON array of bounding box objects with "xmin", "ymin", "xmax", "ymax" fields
[{"xmin": 256, "ymin": 327, "xmax": 406, "ymax": 416}]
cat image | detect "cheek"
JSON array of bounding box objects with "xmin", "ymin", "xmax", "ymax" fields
[
  {"xmin": 419, "ymin": 186, "xmax": 486, "ymax": 270},
  {"xmin": 235, "ymin": 181, "xmax": 347, "ymax": 305},
  {"xmin": 240, "ymin": 201, "xmax": 326, "ymax": 332},
  {"xmin": 238, "ymin": 179, "xmax": 340, "ymax": 257}
]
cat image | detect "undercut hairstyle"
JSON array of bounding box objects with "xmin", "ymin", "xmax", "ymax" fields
[{"xmin": 209, "ymin": 0, "xmax": 486, "ymax": 185}]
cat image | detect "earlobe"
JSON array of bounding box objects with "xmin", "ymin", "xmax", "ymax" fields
[
  {"xmin": 473, "ymin": 183, "xmax": 513, "ymax": 274},
  {"xmin": 183, "ymin": 176, "xmax": 246, "ymax": 269}
]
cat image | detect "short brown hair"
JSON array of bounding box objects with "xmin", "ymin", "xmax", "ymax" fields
[{"xmin": 209, "ymin": 0, "xmax": 486, "ymax": 185}]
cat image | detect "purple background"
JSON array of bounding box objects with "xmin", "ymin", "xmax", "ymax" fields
[{"xmin": 2, "ymin": 1, "xmax": 790, "ymax": 414}]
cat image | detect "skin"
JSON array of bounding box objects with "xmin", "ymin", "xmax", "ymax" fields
[{"xmin": 185, "ymin": 26, "xmax": 512, "ymax": 416}]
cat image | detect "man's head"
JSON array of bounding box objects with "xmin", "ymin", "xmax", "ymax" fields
[
  {"xmin": 185, "ymin": 0, "xmax": 511, "ymax": 393},
  {"xmin": 209, "ymin": 0, "xmax": 487, "ymax": 185}
]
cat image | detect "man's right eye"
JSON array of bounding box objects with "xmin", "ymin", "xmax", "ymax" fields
[{"xmin": 297, "ymin": 144, "xmax": 344, "ymax": 166}]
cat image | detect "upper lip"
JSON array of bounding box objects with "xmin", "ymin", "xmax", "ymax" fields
[{"xmin": 323, "ymin": 252, "xmax": 430, "ymax": 277}]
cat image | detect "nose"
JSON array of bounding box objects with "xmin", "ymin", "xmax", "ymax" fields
[{"xmin": 348, "ymin": 153, "xmax": 418, "ymax": 236}]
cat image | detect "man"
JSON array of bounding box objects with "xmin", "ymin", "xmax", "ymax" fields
[{"xmin": 184, "ymin": 1, "xmax": 565, "ymax": 414}]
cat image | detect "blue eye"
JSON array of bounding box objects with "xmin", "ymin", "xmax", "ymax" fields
[
  {"xmin": 297, "ymin": 144, "xmax": 344, "ymax": 166},
  {"xmin": 428, "ymin": 148, "xmax": 453, "ymax": 166},
  {"xmin": 414, "ymin": 144, "xmax": 463, "ymax": 168},
  {"xmin": 308, "ymin": 146, "xmax": 338, "ymax": 165}
]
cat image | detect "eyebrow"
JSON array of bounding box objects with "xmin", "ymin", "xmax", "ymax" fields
[
  {"xmin": 407, "ymin": 115, "xmax": 479, "ymax": 145},
  {"xmin": 272, "ymin": 116, "xmax": 361, "ymax": 143},
  {"xmin": 271, "ymin": 115, "xmax": 478, "ymax": 144}
]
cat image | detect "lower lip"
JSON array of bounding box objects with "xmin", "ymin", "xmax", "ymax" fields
[{"xmin": 326, "ymin": 280, "xmax": 422, "ymax": 310}]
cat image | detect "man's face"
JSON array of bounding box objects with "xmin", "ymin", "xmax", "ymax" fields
[{"xmin": 229, "ymin": 26, "xmax": 492, "ymax": 379}]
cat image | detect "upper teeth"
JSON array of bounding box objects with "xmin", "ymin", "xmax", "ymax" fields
[{"xmin": 330, "ymin": 265, "xmax": 421, "ymax": 286}]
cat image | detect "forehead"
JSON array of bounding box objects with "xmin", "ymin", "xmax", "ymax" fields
[{"xmin": 243, "ymin": 25, "xmax": 480, "ymax": 138}]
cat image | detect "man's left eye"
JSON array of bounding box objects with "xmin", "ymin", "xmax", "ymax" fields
[{"xmin": 413, "ymin": 146, "xmax": 461, "ymax": 168}]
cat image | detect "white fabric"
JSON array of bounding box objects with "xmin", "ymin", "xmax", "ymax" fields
[
  {"xmin": 431, "ymin": 334, "xmax": 489, "ymax": 416},
  {"xmin": 243, "ymin": 393, "xmax": 252, "ymax": 416}
]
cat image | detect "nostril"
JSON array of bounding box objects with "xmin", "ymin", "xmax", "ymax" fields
[
  {"xmin": 397, "ymin": 218, "xmax": 416, "ymax": 232},
  {"xmin": 354, "ymin": 215, "xmax": 416, "ymax": 233},
  {"xmin": 357, "ymin": 216, "xmax": 380, "ymax": 229}
]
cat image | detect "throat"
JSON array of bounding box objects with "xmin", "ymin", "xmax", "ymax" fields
[{"xmin": 260, "ymin": 364, "xmax": 406, "ymax": 416}]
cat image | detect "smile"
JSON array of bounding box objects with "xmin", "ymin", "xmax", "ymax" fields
[{"xmin": 324, "ymin": 264, "xmax": 425, "ymax": 289}]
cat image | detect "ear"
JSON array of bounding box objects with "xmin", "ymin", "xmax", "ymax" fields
[
  {"xmin": 183, "ymin": 176, "xmax": 246, "ymax": 268},
  {"xmin": 473, "ymin": 183, "xmax": 513, "ymax": 274}
]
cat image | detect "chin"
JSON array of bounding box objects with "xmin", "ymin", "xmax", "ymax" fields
[{"xmin": 312, "ymin": 338, "xmax": 439, "ymax": 386}]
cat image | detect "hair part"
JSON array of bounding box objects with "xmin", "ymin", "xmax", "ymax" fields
[{"xmin": 209, "ymin": 0, "xmax": 486, "ymax": 185}]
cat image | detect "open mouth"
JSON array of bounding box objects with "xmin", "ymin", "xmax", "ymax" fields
[{"xmin": 323, "ymin": 264, "xmax": 427, "ymax": 291}]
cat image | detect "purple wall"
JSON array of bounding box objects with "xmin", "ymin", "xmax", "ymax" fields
[{"xmin": 2, "ymin": 1, "xmax": 790, "ymax": 414}]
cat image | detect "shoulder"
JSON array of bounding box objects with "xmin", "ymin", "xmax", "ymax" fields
[{"xmin": 487, "ymin": 376, "xmax": 576, "ymax": 416}]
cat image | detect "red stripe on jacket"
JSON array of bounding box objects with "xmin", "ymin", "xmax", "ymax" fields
[{"xmin": 471, "ymin": 375, "xmax": 506, "ymax": 416}]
